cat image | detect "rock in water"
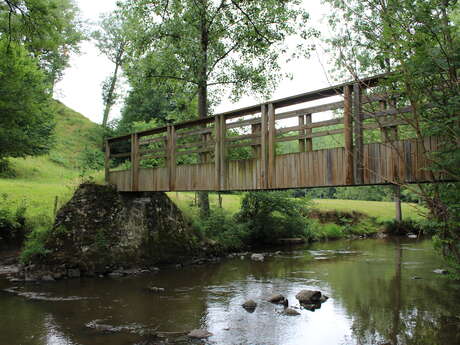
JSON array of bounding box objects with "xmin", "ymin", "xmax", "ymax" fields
[
  {"xmin": 295, "ymin": 290, "xmax": 322, "ymax": 304},
  {"xmin": 188, "ymin": 329, "xmax": 213, "ymax": 338},
  {"xmin": 21, "ymin": 183, "xmax": 197, "ymax": 278},
  {"xmin": 433, "ymin": 269, "xmax": 448, "ymax": 275},
  {"xmin": 251, "ymin": 253, "xmax": 265, "ymax": 262},
  {"xmin": 242, "ymin": 299, "xmax": 257, "ymax": 310},
  {"xmin": 268, "ymin": 294, "xmax": 286, "ymax": 304},
  {"xmin": 283, "ymin": 308, "xmax": 300, "ymax": 316}
]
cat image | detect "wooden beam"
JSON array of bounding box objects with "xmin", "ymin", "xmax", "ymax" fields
[
  {"xmin": 167, "ymin": 125, "xmax": 176, "ymax": 191},
  {"xmin": 214, "ymin": 115, "xmax": 221, "ymax": 190},
  {"xmin": 353, "ymin": 83, "xmax": 364, "ymax": 184},
  {"xmin": 268, "ymin": 103, "xmax": 276, "ymax": 188},
  {"xmin": 260, "ymin": 104, "xmax": 268, "ymax": 189},
  {"xmin": 131, "ymin": 133, "xmax": 139, "ymax": 192},
  {"xmin": 298, "ymin": 115, "xmax": 305, "ymax": 152},
  {"xmin": 219, "ymin": 114, "xmax": 227, "ymax": 190},
  {"xmin": 305, "ymin": 114, "xmax": 313, "ymax": 152},
  {"xmin": 344, "ymin": 85, "xmax": 354, "ymax": 185}
]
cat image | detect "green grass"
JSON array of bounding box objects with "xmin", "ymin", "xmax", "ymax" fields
[
  {"xmin": 167, "ymin": 192, "xmax": 425, "ymax": 223},
  {"xmin": 0, "ymin": 100, "xmax": 102, "ymax": 219},
  {"xmin": 312, "ymin": 198, "xmax": 425, "ymax": 222}
]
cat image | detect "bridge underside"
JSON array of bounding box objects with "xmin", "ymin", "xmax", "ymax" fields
[{"xmin": 109, "ymin": 136, "xmax": 446, "ymax": 192}]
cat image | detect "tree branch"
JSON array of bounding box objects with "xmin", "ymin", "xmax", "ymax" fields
[{"xmin": 229, "ymin": 0, "xmax": 274, "ymax": 44}]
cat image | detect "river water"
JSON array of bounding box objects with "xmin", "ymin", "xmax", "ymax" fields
[{"xmin": 0, "ymin": 238, "xmax": 459, "ymax": 345}]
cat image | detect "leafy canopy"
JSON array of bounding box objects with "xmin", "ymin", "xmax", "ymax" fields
[{"xmin": 0, "ymin": 40, "xmax": 54, "ymax": 159}]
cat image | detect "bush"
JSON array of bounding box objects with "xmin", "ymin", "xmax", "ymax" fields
[
  {"xmin": 382, "ymin": 219, "xmax": 424, "ymax": 236},
  {"xmin": 20, "ymin": 226, "xmax": 51, "ymax": 263},
  {"xmin": 0, "ymin": 194, "xmax": 27, "ymax": 246},
  {"xmin": 235, "ymin": 191, "xmax": 312, "ymax": 244},
  {"xmin": 194, "ymin": 209, "xmax": 249, "ymax": 251}
]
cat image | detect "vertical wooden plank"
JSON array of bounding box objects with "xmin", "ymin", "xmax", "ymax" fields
[
  {"xmin": 260, "ymin": 104, "xmax": 268, "ymax": 189},
  {"xmin": 268, "ymin": 103, "xmax": 276, "ymax": 188},
  {"xmin": 104, "ymin": 140, "xmax": 110, "ymax": 184},
  {"xmin": 214, "ymin": 115, "xmax": 221, "ymax": 190},
  {"xmin": 305, "ymin": 114, "xmax": 313, "ymax": 152},
  {"xmin": 298, "ymin": 115, "xmax": 305, "ymax": 152},
  {"xmin": 219, "ymin": 114, "xmax": 227, "ymax": 190},
  {"xmin": 353, "ymin": 83, "xmax": 364, "ymax": 184},
  {"xmin": 167, "ymin": 125, "xmax": 176, "ymax": 191},
  {"xmin": 131, "ymin": 133, "xmax": 139, "ymax": 192},
  {"xmin": 343, "ymin": 85, "xmax": 354, "ymax": 185}
]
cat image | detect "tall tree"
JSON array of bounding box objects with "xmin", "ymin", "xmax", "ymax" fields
[
  {"xmin": 0, "ymin": 0, "xmax": 85, "ymax": 87},
  {"xmin": 324, "ymin": 0, "xmax": 460, "ymax": 273},
  {"xmin": 121, "ymin": 0, "xmax": 316, "ymax": 217},
  {"xmin": 0, "ymin": 40, "xmax": 54, "ymax": 161},
  {"xmin": 93, "ymin": 12, "xmax": 129, "ymax": 128}
]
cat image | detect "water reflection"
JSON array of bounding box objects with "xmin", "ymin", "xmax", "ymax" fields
[{"xmin": 0, "ymin": 238, "xmax": 459, "ymax": 345}]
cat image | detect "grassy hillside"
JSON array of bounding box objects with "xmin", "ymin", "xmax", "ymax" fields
[
  {"xmin": 167, "ymin": 192, "xmax": 424, "ymax": 222},
  {"xmin": 0, "ymin": 100, "xmax": 103, "ymax": 218}
]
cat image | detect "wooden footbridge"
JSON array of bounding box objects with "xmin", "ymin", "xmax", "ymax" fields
[{"xmin": 105, "ymin": 75, "xmax": 449, "ymax": 192}]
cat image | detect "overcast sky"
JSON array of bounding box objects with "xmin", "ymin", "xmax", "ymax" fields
[{"xmin": 54, "ymin": 0, "xmax": 336, "ymax": 124}]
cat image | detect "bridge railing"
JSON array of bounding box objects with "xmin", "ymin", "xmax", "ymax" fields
[{"xmin": 105, "ymin": 74, "xmax": 442, "ymax": 192}]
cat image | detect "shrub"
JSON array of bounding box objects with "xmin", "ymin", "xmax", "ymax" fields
[
  {"xmin": 382, "ymin": 219, "xmax": 424, "ymax": 236},
  {"xmin": 235, "ymin": 191, "xmax": 312, "ymax": 244},
  {"xmin": 195, "ymin": 209, "xmax": 249, "ymax": 251},
  {"xmin": 20, "ymin": 226, "xmax": 51, "ymax": 263},
  {"xmin": 0, "ymin": 194, "xmax": 27, "ymax": 246}
]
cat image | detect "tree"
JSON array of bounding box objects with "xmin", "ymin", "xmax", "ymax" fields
[
  {"xmin": 0, "ymin": 0, "xmax": 85, "ymax": 86},
  {"xmin": 0, "ymin": 40, "xmax": 54, "ymax": 161},
  {"xmin": 324, "ymin": 0, "xmax": 460, "ymax": 273},
  {"xmin": 121, "ymin": 0, "xmax": 316, "ymax": 217},
  {"xmin": 93, "ymin": 12, "xmax": 129, "ymax": 128}
]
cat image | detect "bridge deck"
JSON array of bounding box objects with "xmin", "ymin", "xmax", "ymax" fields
[{"xmin": 105, "ymin": 75, "xmax": 450, "ymax": 192}]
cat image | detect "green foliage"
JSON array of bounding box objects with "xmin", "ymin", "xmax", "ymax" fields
[
  {"xmin": 235, "ymin": 191, "xmax": 312, "ymax": 244},
  {"xmin": 324, "ymin": 0, "xmax": 460, "ymax": 273},
  {"xmin": 0, "ymin": 40, "xmax": 54, "ymax": 160},
  {"xmin": 0, "ymin": 194, "xmax": 27, "ymax": 245},
  {"xmin": 0, "ymin": 0, "xmax": 85, "ymax": 85},
  {"xmin": 194, "ymin": 209, "xmax": 249, "ymax": 251},
  {"xmin": 79, "ymin": 147, "xmax": 105, "ymax": 172}
]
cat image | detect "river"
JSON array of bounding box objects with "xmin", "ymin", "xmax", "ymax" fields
[{"xmin": 0, "ymin": 238, "xmax": 459, "ymax": 345}]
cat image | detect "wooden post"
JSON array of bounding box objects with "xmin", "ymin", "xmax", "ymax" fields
[
  {"xmin": 305, "ymin": 113, "xmax": 313, "ymax": 152},
  {"xmin": 344, "ymin": 85, "xmax": 354, "ymax": 185},
  {"xmin": 298, "ymin": 115, "xmax": 305, "ymax": 152},
  {"xmin": 131, "ymin": 133, "xmax": 139, "ymax": 192},
  {"xmin": 260, "ymin": 104, "xmax": 268, "ymax": 189},
  {"xmin": 353, "ymin": 83, "xmax": 364, "ymax": 185},
  {"xmin": 167, "ymin": 125, "xmax": 176, "ymax": 191},
  {"xmin": 104, "ymin": 139, "xmax": 110, "ymax": 184},
  {"xmin": 214, "ymin": 115, "xmax": 221, "ymax": 190},
  {"xmin": 219, "ymin": 114, "xmax": 226, "ymax": 190},
  {"xmin": 268, "ymin": 103, "xmax": 276, "ymax": 188}
]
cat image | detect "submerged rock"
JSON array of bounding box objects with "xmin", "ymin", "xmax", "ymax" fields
[
  {"xmin": 188, "ymin": 329, "xmax": 213, "ymax": 338},
  {"xmin": 283, "ymin": 308, "xmax": 300, "ymax": 316},
  {"xmin": 268, "ymin": 294, "xmax": 287, "ymax": 304},
  {"xmin": 148, "ymin": 286, "xmax": 165, "ymax": 293},
  {"xmin": 251, "ymin": 253, "xmax": 265, "ymax": 262},
  {"xmin": 242, "ymin": 299, "xmax": 257, "ymax": 311},
  {"xmin": 295, "ymin": 290, "xmax": 322, "ymax": 304}
]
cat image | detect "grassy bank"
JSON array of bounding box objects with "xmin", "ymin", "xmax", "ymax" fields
[
  {"xmin": 167, "ymin": 192, "xmax": 425, "ymax": 222},
  {"xmin": 167, "ymin": 191, "xmax": 426, "ymax": 251}
]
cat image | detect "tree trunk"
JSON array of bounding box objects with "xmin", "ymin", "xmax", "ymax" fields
[{"xmin": 102, "ymin": 62, "xmax": 120, "ymax": 128}]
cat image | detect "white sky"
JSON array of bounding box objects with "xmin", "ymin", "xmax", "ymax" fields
[{"xmin": 54, "ymin": 0, "xmax": 336, "ymax": 124}]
